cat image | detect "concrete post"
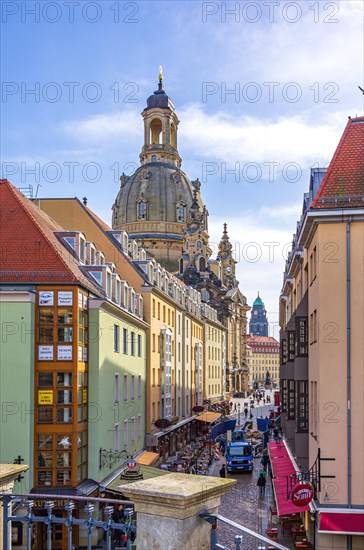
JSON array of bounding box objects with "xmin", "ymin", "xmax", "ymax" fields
[
  {"xmin": 0, "ymin": 464, "xmax": 29, "ymax": 549},
  {"xmin": 122, "ymin": 472, "xmax": 236, "ymax": 550}
]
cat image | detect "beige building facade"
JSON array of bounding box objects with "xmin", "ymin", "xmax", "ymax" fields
[{"xmin": 279, "ymin": 118, "xmax": 364, "ymax": 549}]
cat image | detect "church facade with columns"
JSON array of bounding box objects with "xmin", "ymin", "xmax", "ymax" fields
[{"xmin": 112, "ymin": 70, "xmax": 250, "ymax": 393}]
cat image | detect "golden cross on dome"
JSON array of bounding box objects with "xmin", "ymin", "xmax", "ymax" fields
[{"xmin": 159, "ymin": 65, "xmax": 163, "ymax": 81}]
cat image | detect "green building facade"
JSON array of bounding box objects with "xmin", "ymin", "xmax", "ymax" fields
[
  {"xmin": 0, "ymin": 290, "xmax": 35, "ymax": 492},
  {"xmin": 88, "ymin": 298, "xmax": 148, "ymax": 482}
]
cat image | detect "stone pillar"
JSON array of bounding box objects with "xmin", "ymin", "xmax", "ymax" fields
[
  {"xmin": 122, "ymin": 472, "xmax": 236, "ymax": 550},
  {"xmin": 0, "ymin": 464, "xmax": 29, "ymax": 549}
]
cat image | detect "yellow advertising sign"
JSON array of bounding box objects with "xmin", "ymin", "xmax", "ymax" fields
[
  {"xmin": 82, "ymin": 389, "xmax": 87, "ymax": 404},
  {"xmin": 38, "ymin": 390, "xmax": 53, "ymax": 405}
]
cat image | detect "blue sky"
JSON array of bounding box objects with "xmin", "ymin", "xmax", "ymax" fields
[{"xmin": 2, "ymin": 0, "xmax": 363, "ymax": 335}]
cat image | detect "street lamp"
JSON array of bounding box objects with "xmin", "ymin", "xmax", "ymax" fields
[{"xmin": 237, "ymin": 403, "xmax": 241, "ymax": 427}]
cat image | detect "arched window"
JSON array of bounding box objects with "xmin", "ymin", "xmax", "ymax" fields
[
  {"xmin": 150, "ymin": 118, "xmax": 162, "ymax": 144},
  {"xmin": 151, "ymin": 155, "xmax": 157, "ymax": 163},
  {"xmin": 177, "ymin": 203, "xmax": 186, "ymax": 222},
  {"xmin": 199, "ymin": 257, "xmax": 206, "ymax": 271},
  {"xmin": 179, "ymin": 258, "xmax": 184, "ymax": 274},
  {"xmin": 137, "ymin": 201, "xmax": 147, "ymax": 220}
]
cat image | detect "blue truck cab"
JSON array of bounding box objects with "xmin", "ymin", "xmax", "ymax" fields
[{"xmin": 226, "ymin": 425, "xmax": 253, "ymax": 473}]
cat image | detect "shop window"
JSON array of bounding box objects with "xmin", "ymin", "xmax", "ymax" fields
[
  {"xmin": 38, "ymin": 451, "xmax": 52, "ymax": 468},
  {"xmin": 58, "ymin": 327, "xmax": 73, "ymax": 342},
  {"xmin": 39, "ymin": 309, "xmax": 54, "ymax": 324},
  {"xmin": 38, "ymin": 434, "xmax": 53, "ymax": 450},
  {"xmin": 57, "ymin": 372, "xmax": 72, "ymax": 386},
  {"xmin": 57, "ymin": 390, "xmax": 72, "ymax": 404},
  {"xmin": 38, "ymin": 408, "xmax": 53, "ymax": 423},
  {"xmin": 56, "ymin": 452, "xmax": 71, "ymax": 467},
  {"xmin": 57, "ymin": 434, "xmax": 72, "ymax": 449},
  {"xmin": 58, "ymin": 309, "xmax": 73, "ymax": 324},
  {"xmin": 56, "ymin": 408, "xmax": 72, "ymax": 423},
  {"xmin": 38, "ymin": 471, "xmax": 52, "ymax": 486},
  {"xmin": 56, "ymin": 470, "xmax": 71, "ymax": 485},
  {"xmin": 38, "ymin": 372, "xmax": 53, "ymax": 386},
  {"xmin": 39, "ymin": 327, "xmax": 54, "ymax": 342}
]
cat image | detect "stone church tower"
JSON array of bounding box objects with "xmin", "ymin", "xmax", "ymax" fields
[{"xmin": 112, "ymin": 69, "xmax": 205, "ymax": 271}]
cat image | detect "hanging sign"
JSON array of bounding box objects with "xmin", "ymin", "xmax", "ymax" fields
[{"xmin": 290, "ymin": 482, "xmax": 314, "ymax": 507}]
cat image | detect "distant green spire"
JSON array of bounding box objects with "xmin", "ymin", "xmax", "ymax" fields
[{"xmin": 253, "ymin": 292, "xmax": 264, "ymax": 306}]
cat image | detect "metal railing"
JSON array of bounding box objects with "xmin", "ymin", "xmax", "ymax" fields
[
  {"xmin": 1, "ymin": 492, "xmax": 136, "ymax": 550},
  {"xmin": 199, "ymin": 511, "xmax": 290, "ymax": 550}
]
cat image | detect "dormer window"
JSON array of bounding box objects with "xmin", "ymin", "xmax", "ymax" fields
[
  {"xmin": 137, "ymin": 200, "xmax": 147, "ymax": 220},
  {"xmin": 177, "ymin": 203, "xmax": 186, "ymax": 222}
]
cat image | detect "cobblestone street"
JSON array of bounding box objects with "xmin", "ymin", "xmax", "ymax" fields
[{"xmin": 210, "ymin": 454, "xmax": 275, "ymax": 550}]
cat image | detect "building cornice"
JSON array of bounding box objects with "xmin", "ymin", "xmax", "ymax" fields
[
  {"xmin": 89, "ymin": 298, "xmax": 149, "ymax": 330},
  {"xmin": 298, "ymin": 208, "xmax": 364, "ymax": 248}
]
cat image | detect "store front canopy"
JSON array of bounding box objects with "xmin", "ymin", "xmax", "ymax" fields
[
  {"xmin": 319, "ymin": 512, "xmax": 364, "ymax": 535},
  {"xmin": 136, "ymin": 451, "xmax": 159, "ymax": 466},
  {"xmin": 195, "ymin": 412, "xmax": 221, "ymax": 423},
  {"xmin": 268, "ymin": 441, "xmax": 310, "ymax": 516}
]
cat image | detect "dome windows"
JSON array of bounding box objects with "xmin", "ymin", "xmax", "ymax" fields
[
  {"xmin": 151, "ymin": 155, "xmax": 157, "ymax": 163},
  {"xmin": 177, "ymin": 203, "xmax": 186, "ymax": 222},
  {"xmin": 137, "ymin": 200, "xmax": 148, "ymax": 220}
]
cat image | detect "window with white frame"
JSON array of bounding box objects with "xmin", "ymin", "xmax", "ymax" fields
[
  {"xmin": 114, "ymin": 373, "xmax": 120, "ymax": 404},
  {"xmin": 138, "ymin": 334, "xmax": 142, "ymax": 357},
  {"xmin": 123, "ymin": 374, "xmax": 128, "ymax": 401},
  {"xmin": 114, "ymin": 325, "xmax": 120, "ymax": 353},
  {"xmin": 130, "ymin": 417, "xmax": 135, "ymax": 442},
  {"xmin": 131, "ymin": 375, "xmax": 135, "ymax": 400},
  {"xmin": 123, "ymin": 420, "xmax": 128, "ymax": 448},
  {"xmin": 138, "ymin": 375, "xmax": 142, "ymax": 399},
  {"xmin": 114, "ymin": 423, "xmax": 119, "ymax": 451}
]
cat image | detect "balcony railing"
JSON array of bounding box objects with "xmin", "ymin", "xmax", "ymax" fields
[{"xmin": 1, "ymin": 492, "xmax": 136, "ymax": 550}]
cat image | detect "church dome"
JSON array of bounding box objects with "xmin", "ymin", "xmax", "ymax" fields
[
  {"xmin": 111, "ymin": 70, "xmax": 206, "ymax": 271},
  {"xmin": 112, "ymin": 163, "xmax": 204, "ymax": 226}
]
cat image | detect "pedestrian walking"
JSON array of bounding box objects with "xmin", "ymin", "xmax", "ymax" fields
[
  {"xmin": 257, "ymin": 472, "xmax": 266, "ymax": 497},
  {"xmin": 244, "ymin": 407, "xmax": 248, "ymax": 418},
  {"xmin": 261, "ymin": 451, "xmax": 269, "ymax": 472},
  {"xmin": 112, "ymin": 504, "xmax": 125, "ymax": 546},
  {"xmin": 219, "ymin": 464, "xmax": 227, "ymax": 478}
]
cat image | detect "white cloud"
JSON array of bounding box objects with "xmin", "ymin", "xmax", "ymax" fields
[
  {"xmin": 63, "ymin": 111, "xmax": 141, "ymax": 144},
  {"xmin": 178, "ymin": 105, "xmax": 345, "ymax": 169},
  {"xmin": 208, "ymin": 206, "xmax": 301, "ymax": 336}
]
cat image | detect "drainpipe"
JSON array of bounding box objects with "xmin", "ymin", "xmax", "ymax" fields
[{"xmin": 346, "ymin": 218, "xmax": 352, "ymax": 550}]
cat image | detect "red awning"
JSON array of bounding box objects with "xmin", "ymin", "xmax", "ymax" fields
[
  {"xmin": 273, "ymin": 478, "xmax": 310, "ymax": 516},
  {"xmin": 268, "ymin": 441, "xmax": 310, "ymax": 516},
  {"xmin": 319, "ymin": 512, "xmax": 364, "ymax": 535}
]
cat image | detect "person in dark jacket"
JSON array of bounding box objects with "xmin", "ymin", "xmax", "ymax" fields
[
  {"xmin": 219, "ymin": 464, "xmax": 227, "ymax": 478},
  {"xmin": 257, "ymin": 472, "xmax": 266, "ymax": 497}
]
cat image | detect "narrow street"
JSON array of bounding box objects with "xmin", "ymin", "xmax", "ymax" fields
[{"xmin": 209, "ymin": 397, "xmax": 282, "ymax": 550}]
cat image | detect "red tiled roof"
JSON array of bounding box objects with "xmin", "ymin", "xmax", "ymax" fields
[
  {"xmin": 0, "ymin": 179, "xmax": 101, "ymax": 293},
  {"xmin": 311, "ymin": 116, "xmax": 364, "ymax": 209},
  {"xmin": 247, "ymin": 335, "xmax": 279, "ymax": 344}
]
